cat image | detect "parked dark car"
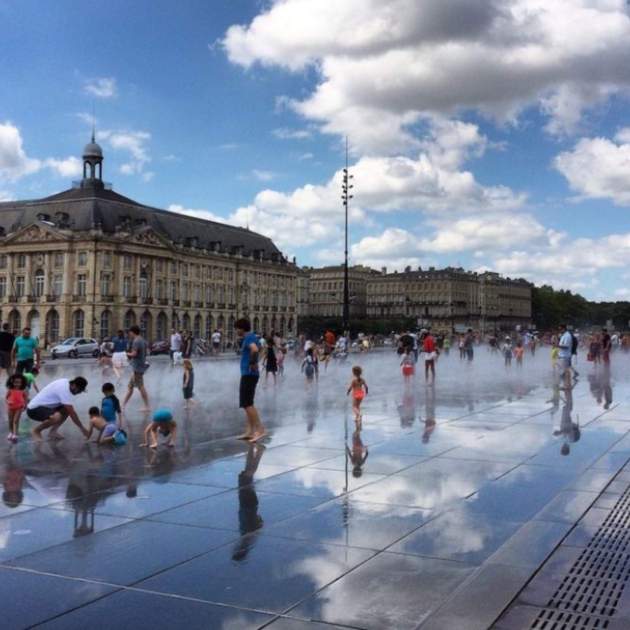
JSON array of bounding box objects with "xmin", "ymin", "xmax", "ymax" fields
[{"xmin": 150, "ymin": 340, "xmax": 169, "ymax": 356}]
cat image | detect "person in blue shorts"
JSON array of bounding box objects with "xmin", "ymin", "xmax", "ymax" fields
[{"xmin": 235, "ymin": 318, "xmax": 265, "ymax": 443}]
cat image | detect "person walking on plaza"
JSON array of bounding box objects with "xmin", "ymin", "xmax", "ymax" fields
[
  {"xmin": 0, "ymin": 323, "xmax": 15, "ymax": 379},
  {"xmin": 422, "ymin": 329, "xmax": 437, "ymax": 383},
  {"xmin": 182, "ymin": 358, "xmax": 196, "ymax": 408},
  {"xmin": 111, "ymin": 330, "xmax": 128, "ymax": 381},
  {"xmin": 558, "ymin": 324, "xmax": 575, "ymax": 386},
  {"xmin": 211, "ymin": 329, "xmax": 222, "ymax": 355},
  {"xmin": 602, "ymin": 328, "xmax": 612, "ymax": 364},
  {"xmin": 182, "ymin": 331, "xmax": 193, "ymax": 359},
  {"xmin": 347, "ymin": 365, "xmax": 368, "ymax": 426},
  {"xmin": 169, "ymin": 328, "xmax": 182, "ymax": 364},
  {"xmin": 235, "ymin": 318, "xmax": 265, "ymax": 443},
  {"xmin": 263, "ymin": 336, "xmax": 278, "ymax": 386},
  {"xmin": 464, "ymin": 328, "xmax": 474, "ymax": 362},
  {"xmin": 27, "ymin": 376, "xmax": 89, "ymax": 441},
  {"xmin": 123, "ymin": 325, "xmax": 150, "ymax": 410},
  {"xmin": 11, "ymin": 327, "xmax": 40, "ymax": 374},
  {"xmin": 503, "ymin": 337, "xmax": 513, "ymax": 368}
]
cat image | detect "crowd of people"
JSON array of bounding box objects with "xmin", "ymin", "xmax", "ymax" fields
[{"xmin": 0, "ymin": 315, "xmax": 624, "ymax": 454}]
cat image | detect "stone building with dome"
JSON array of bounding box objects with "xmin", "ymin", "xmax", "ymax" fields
[{"xmin": 0, "ymin": 136, "xmax": 298, "ymax": 347}]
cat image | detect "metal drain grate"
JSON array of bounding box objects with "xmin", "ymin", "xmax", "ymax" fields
[
  {"xmin": 531, "ymin": 608, "xmax": 610, "ymax": 629},
  {"xmin": 529, "ymin": 473, "xmax": 630, "ymax": 628}
]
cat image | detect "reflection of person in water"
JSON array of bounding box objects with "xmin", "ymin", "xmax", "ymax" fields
[
  {"xmin": 554, "ymin": 383, "xmax": 580, "ymax": 456},
  {"xmin": 65, "ymin": 462, "xmax": 118, "ymax": 537},
  {"xmin": 588, "ymin": 365, "xmax": 613, "ymax": 410},
  {"xmin": 2, "ymin": 450, "xmax": 25, "ymax": 508},
  {"xmin": 347, "ymin": 429, "xmax": 368, "ymax": 477},
  {"xmin": 232, "ymin": 442, "xmax": 265, "ymax": 561},
  {"xmin": 547, "ymin": 367, "xmax": 561, "ymax": 419},
  {"xmin": 397, "ymin": 390, "xmax": 416, "ymax": 427},
  {"xmin": 304, "ymin": 387, "xmax": 319, "ymax": 433},
  {"xmin": 422, "ymin": 385, "xmax": 437, "ymax": 443}
]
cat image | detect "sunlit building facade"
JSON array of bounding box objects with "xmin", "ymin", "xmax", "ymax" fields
[{"xmin": 0, "ymin": 138, "xmax": 297, "ymax": 346}]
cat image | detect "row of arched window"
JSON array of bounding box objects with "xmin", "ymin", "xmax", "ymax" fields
[{"xmin": 3, "ymin": 308, "xmax": 294, "ymax": 343}]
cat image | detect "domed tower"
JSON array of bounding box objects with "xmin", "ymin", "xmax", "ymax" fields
[{"xmin": 81, "ymin": 130, "xmax": 104, "ymax": 188}]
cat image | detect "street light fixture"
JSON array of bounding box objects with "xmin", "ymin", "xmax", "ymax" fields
[{"xmin": 341, "ymin": 137, "xmax": 353, "ymax": 335}]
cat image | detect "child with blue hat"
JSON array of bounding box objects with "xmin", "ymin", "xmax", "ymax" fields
[{"xmin": 140, "ymin": 408, "xmax": 176, "ymax": 449}]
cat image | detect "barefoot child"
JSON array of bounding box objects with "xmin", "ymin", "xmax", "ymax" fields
[
  {"xmin": 86, "ymin": 407, "xmax": 127, "ymax": 445},
  {"xmin": 86, "ymin": 407, "xmax": 109, "ymax": 442},
  {"xmin": 400, "ymin": 348, "xmax": 415, "ymax": 383},
  {"xmin": 347, "ymin": 365, "xmax": 368, "ymax": 425},
  {"xmin": 140, "ymin": 408, "xmax": 177, "ymax": 449},
  {"xmin": 182, "ymin": 359, "xmax": 196, "ymax": 407},
  {"xmin": 301, "ymin": 347, "xmax": 318, "ymax": 385},
  {"xmin": 6, "ymin": 374, "xmax": 28, "ymax": 443}
]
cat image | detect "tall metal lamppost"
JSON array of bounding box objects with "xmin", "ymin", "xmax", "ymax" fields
[{"xmin": 341, "ymin": 138, "xmax": 353, "ymax": 335}]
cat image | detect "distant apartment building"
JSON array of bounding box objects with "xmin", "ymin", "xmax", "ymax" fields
[
  {"xmin": 304, "ymin": 265, "xmax": 379, "ymax": 318},
  {"xmin": 366, "ymin": 266, "xmax": 532, "ymax": 332},
  {"xmin": 296, "ymin": 267, "xmax": 310, "ymax": 318}
]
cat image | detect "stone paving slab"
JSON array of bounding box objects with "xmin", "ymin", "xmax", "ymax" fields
[{"xmin": 1, "ymin": 352, "xmax": 629, "ymax": 629}]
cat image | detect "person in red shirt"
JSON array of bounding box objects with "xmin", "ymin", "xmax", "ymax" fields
[{"xmin": 422, "ymin": 330, "xmax": 438, "ymax": 383}]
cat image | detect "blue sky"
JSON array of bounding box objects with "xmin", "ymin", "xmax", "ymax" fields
[{"xmin": 2, "ymin": 0, "xmax": 630, "ymax": 300}]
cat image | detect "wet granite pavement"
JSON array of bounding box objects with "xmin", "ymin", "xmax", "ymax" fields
[{"xmin": 2, "ymin": 350, "xmax": 630, "ymax": 629}]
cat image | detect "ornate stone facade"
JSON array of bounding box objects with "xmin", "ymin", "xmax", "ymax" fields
[{"xmin": 0, "ymin": 139, "xmax": 297, "ymax": 346}]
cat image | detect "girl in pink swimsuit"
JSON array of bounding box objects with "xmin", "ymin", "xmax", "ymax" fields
[{"xmin": 347, "ymin": 365, "xmax": 368, "ymax": 426}]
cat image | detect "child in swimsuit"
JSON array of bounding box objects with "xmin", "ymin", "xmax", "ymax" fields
[
  {"xmin": 400, "ymin": 348, "xmax": 415, "ymax": 382},
  {"xmin": 347, "ymin": 365, "xmax": 368, "ymax": 426}
]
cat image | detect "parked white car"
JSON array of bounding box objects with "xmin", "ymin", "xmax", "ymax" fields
[{"xmin": 51, "ymin": 337, "xmax": 100, "ymax": 359}]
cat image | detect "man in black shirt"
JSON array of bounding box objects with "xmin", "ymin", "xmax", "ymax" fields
[{"xmin": 0, "ymin": 323, "xmax": 15, "ymax": 377}]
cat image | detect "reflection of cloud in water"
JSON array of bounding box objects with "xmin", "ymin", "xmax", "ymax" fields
[
  {"xmin": 452, "ymin": 425, "xmax": 552, "ymax": 459},
  {"xmin": 420, "ymin": 510, "xmax": 488, "ymax": 556},
  {"xmin": 354, "ymin": 462, "xmax": 507, "ymax": 508}
]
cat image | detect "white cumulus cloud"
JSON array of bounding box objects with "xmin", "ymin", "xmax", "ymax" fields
[
  {"xmin": 98, "ymin": 129, "xmax": 151, "ymax": 176},
  {"xmin": 554, "ymin": 129, "xmax": 630, "ymax": 205},
  {"xmin": 44, "ymin": 156, "xmax": 83, "ymax": 178},
  {"xmin": 224, "ymin": 0, "xmax": 630, "ymax": 153},
  {"xmin": 84, "ymin": 77, "xmax": 117, "ymax": 99},
  {"xmin": 0, "ymin": 122, "xmax": 41, "ymax": 181}
]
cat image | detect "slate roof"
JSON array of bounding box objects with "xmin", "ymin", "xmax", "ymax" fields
[{"xmin": 0, "ymin": 182, "xmax": 283, "ymax": 260}]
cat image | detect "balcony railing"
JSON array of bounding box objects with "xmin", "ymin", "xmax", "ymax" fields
[
  {"xmin": 183, "ymin": 300, "xmax": 191, "ymax": 307},
  {"xmin": 173, "ymin": 299, "xmax": 180, "ymax": 306},
  {"xmin": 194, "ymin": 301, "xmax": 203, "ymax": 308},
  {"xmin": 125, "ymin": 296, "xmax": 137, "ymax": 304},
  {"xmin": 101, "ymin": 295, "xmax": 115, "ymax": 303},
  {"xmin": 158, "ymin": 298, "xmax": 168, "ymax": 306},
  {"xmin": 141, "ymin": 297, "xmax": 153, "ymax": 305},
  {"xmin": 46, "ymin": 295, "xmax": 57, "ymax": 302},
  {"xmin": 72, "ymin": 294, "xmax": 87, "ymax": 302}
]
